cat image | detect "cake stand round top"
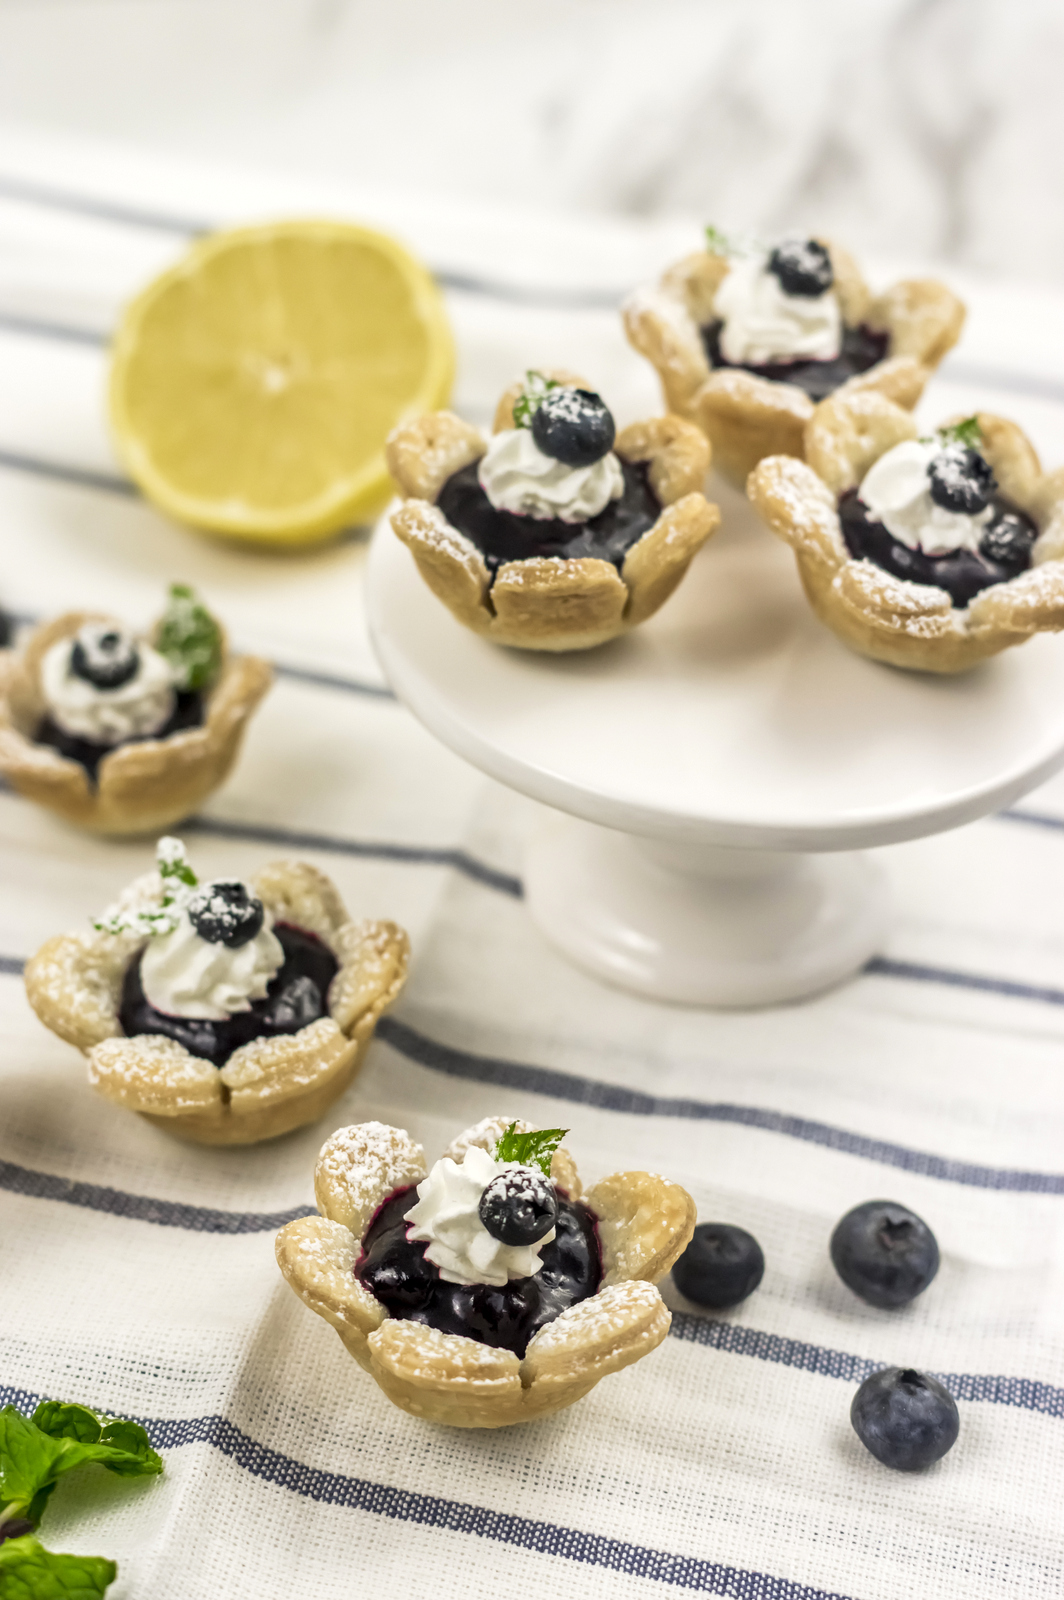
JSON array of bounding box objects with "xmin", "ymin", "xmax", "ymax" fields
[{"xmin": 367, "ymin": 495, "xmax": 1064, "ymax": 852}]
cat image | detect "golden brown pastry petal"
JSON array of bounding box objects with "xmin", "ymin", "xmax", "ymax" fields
[
  {"xmin": 694, "ymin": 369, "xmax": 815, "ymax": 485},
  {"xmin": 521, "ymin": 1280, "xmax": 671, "ymax": 1393},
  {"xmin": 967, "ymin": 412, "xmax": 1042, "ymax": 512},
  {"xmin": 871, "ymin": 278, "xmax": 966, "ymax": 368},
  {"xmin": 746, "ymin": 454, "xmax": 849, "ymax": 573},
  {"xmin": 622, "ymin": 283, "xmax": 710, "ymax": 416},
  {"xmin": 390, "ymin": 499, "xmax": 493, "ymax": 631},
  {"xmin": 315, "ymin": 1121, "xmax": 427, "ymax": 1236},
  {"xmin": 622, "ymin": 494, "xmax": 720, "ymax": 628},
  {"xmin": 23, "ymin": 931, "xmax": 128, "ymax": 1051},
  {"xmin": 490, "ymin": 556, "xmax": 629, "ymax": 651},
  {"xmin": 386, "ymin": 411, "xmax": 485, "ymax": 501},
  {"xmin": 821, "ymin": 238, "xmax": 872, "ymax": 328},
  {"xmin": 838, "ymin": 354, "xmax": 929, "ymax": 414},
  {"xmin": 615, "ymin": 414, "xmax": 710, "ymax": 505},
  {"xmin": 804, "ymin": 389, "xmax": 918, "ymax": 496},
  {"xmin": 588, "ymin": 1170, "xmax": 697, "ymax": 1286},
  {"xmin": 87, "ymin": 1033, "xmax": 222, "ymax": 1117},
  {"xmin": 275, "ymin": 1214, "xmax": 386, "ymax": 1338}
]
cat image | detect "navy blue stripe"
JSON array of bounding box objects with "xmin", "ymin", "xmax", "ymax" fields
[
  {"xmin": 0, "ymin": 1385, "xmax": 849, "ymax": 1600},
  {"xmin": 0, "ymin": 446, "xmax": 134, "ymax": 495},
  {"xmin": 669, "ymin": 1314, "xmax": 1064, "ymax": 1418},
  {"xmin": 182, "ymin": 815, "xmax": 522, "ymax": 897},
  {"xmin": 0, "ymin": 171, "xmax": 210, "ymax": 235},
  {"xmin": 999, "ymin": 806, "xmax": 1064, "ymax": 834},
  {"xmin": 866, "ymin": 956, "xmax": 1064, "ymax": 1008},
  {"xmin": 376, "ymin": 1016, "xmax": 1064, "ymax": 1193},
  {"xmin": 0, "ymin": 1156, "xmax": 311, "ymax": 1233}
]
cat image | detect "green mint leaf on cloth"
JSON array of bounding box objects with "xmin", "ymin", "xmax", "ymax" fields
[
  {"xmin": 512, "ymin": 371, "xmax": 561, "ymax": 429},
  {"xmin": 704, "ymin": 225, "xmax": 732, "ymax": 257},
  {"xmin": 0, "ymin": 1534, "xmax": 116, "ymax": 1598},
  {"xmin": 939, "ymin": 415, "xmax": 982, "ymax": 449},
  {"xmin": 0, "ymin": 1404, "xmax": 162, "ymax": 1530},
  {"xmin": 493, "ymin": 1123, "xmax": 569, "ymax": 1176},
  {"xmin": 155, "ymin": 582, "xmax": 222, "ymax": 692}
]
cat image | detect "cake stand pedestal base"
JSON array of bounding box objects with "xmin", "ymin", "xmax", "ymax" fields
[{"xmin": 524, "ymin": 817, "xmax": 886, "ymax": 1006}]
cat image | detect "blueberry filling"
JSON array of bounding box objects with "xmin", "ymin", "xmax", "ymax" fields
[
  {"xmin": 766, "ymin": 239, "xmax": 834, "ymax": 299},
  {"xmin": 118, "ymin": 922, "xmax": 337, "ymax": 1069},
  {"xmin": 701, "ymin": 320, "xmax": 888, "ymax": 403},
  {"xmin": 37, "ymin": 690, "xmax": 204, "ymax": 781},
  {"xmin": 436, "ymin": 459, "xmax": 660, "ymax": 578},
  {"xmin": 358, "ymin": 1187, "xmax": 601, "ymax": 1357},
  {"xmin": 839, "ymin": 488, "xmax": 1036, "ymax": 609},
  {"xmin": 531, "ymin": 387, "xmax": 616, "ymax": 467}
]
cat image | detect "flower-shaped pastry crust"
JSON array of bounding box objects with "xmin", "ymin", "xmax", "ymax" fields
[
  {"xmin": 0, "ymin": 610, "xmax": 272, "ymax": 832},
  {"xmin": 24, "ymin": 860, "xmax": 409, "ymax": 1145},
  {"xmin": 623, "ymin": 243, "xmax": 966, "ymax": 485},
  {"xmin": 747, "ymin": 394, "xmax": 1064, "ymax": 673},
  {"xmin": 386, "ymin": 370, "xmax": 720, "ymax": 651},
  {"xmin": 276, "ymin": 1115, "xmax": 696, "ymax": 1427}
]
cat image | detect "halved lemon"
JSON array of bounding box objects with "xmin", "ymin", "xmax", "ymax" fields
[{"xmin": 109, "ymin": 220, "xmax": 454, "ymax": 545}]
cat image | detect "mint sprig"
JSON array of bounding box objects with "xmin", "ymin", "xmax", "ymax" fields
[
  {"xmin": 155, "ymin": 583, "xmax": 222, "ymax": 693},
  {"xmin": 704, "ymin": 225, "xmax": 733, "ymax": 257},
  {"xmin": 494, "ymin": 1123, "xmax": 569, "ymax": 1177},
  {"xmin": 0, "ymin": 1534, "xmax": 116, "ymax": 1597},
  {"xmin": 92, "ymin": 836, "xmax": 197, "ymax": 939},
  {"xmin": 512, "ymin": 371, "xmax": 561, "ymax": 429},
  {"xmin": 0, "ymin": 1403, "xmax": 161, "ymax": 1533},
  {"xmin": 938, "ymin": 415, "xmax": 982, "ymax": 450}
]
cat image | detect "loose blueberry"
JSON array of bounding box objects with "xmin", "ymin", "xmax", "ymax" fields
[
  {"xmin": 479, "ymin": 1166, "xmax": 558, "ymax": 1247},
  {"xmin": 531, "ymin": 387, "xmax": 616, "ymax": 468},
  {"xmin": 672, "ymin": 1223, "xmax": 765, "ymax": 1309},
  {"xmin": 927, "ymin": 443, "xmax": 996, "ymax": 515},
  {"xmin": 70, "ymin": 623, "xmax": 140, "ymax": 691},
  {"xmin": 851, "ymin": 1366, "xmax": 959, "ymax": 1471},
  {"xmin": 188, "ymin": 880, "xmax": 265, "ymax": 948},
  {"xmin": 830, "ymin": 1200, "xmax": 939, "ymax": 1309},
  {"xmin": 979, "ymin": 511, "xmax": 1036, "ymax": 572},
  {"xmin": 766, "ymin": 239, "xmax": 834, "ymax": 298}
]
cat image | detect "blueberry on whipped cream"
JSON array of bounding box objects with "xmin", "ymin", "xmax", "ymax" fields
[
  {"xmin": 405, "ymin": 1144, "xmax": 558, "ymax": 1287},
  {"xmin": 839, "ymin": 420, "xmax": 1038, "ymax": 607},
  {"xmin": 41, "ymin": 622, "xmax": 176, "ymax": 748},
  {"xmin": 702, "ymin": 230, "xmax": 887, "ymax": 401},
  {"xmin": 478, "ymin": 376, "xmax": 623, "ymax": 524},
  {"xmin": 96, "ymin": 837, "xmax": 336, "ymax": 1066}
]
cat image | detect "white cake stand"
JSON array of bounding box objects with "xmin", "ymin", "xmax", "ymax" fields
[{"xmin": 368, "ymin": 489, "xmax": 1064, "ymax": 1006}]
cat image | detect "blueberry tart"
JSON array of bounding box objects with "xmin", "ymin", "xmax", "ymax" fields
[
  {"xmin": 623, "ymin": 230, "xmax": 965, "ymax": 484},
  {"xmin": 0, "ymin": 584, "xmax": 271, "ymax": 832},
  {"xmin": 386, "ymin": 370, "xmax": 719, "ymax": 651},
  {"xmin": 276, "ymin": 1115, "xmax": 696, "ymax": 1427},
  {"xmin": 748, "ymin": 396, "xmax": 1064, "ymax": 673},
  {"xmin": 24, "ymin": 837, "xmax": 409, "ymax": 1145}
]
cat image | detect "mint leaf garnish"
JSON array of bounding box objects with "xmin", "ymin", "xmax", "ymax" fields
[
  {"xmin": 0, "ymin": 1534, "xmax": 116, "ymax": 1597},
  {"xmin": 93, "ymin": 837, "xmax": 197, "ymax": 939},
  {"xmin": 493, "ymin": 1123, "xmax": 569, "ymax": 1177},
  {"xmin": 938, "ymin": 415, "xmax": 981, "ymax": 450},
  {"xmin": 704, "ymin": 225, "xmax": 733, "ymax": 257},
  {"xmin": 512, "ymin": 371, "xmax": 561, "ymax": 429},
  {"xmin": 155, "ymin": 583, "xmax": 222, "ymax": 693},
  {"xmin": 0, "ymin": 1404, "xmax": 162, "ymax": 1533}
]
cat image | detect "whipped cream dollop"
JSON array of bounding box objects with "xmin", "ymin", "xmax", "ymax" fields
[
  {"xmin": 140, "ymin": 887, "xmax": 284, "ymax": 1020},
  {"xmin": 478, "ymin": 427, "xmax": 624, "ymax": 524},
  {"xmin": 404, "ymin": 1145, "xmax": 556, "ymax": 1287},
  {"xmin": 715, "ymin": 253, "xmax": 841, "ymax": 365},
  {"xmin": 41, "ymin": 625, "xmax": 176, "ymax": 745},
  {"xmin": 858, "ymin": 439, "xmax": 993, "ymax": 556}
]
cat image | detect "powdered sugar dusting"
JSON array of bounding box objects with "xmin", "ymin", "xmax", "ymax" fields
[
  {"xmin": 527, "ymin": 1279, "xmax": 663, "ymax": 1356},
  {"xmin": 315, "ymin": 1120, "xmax": 426, "ymax": 1234}
]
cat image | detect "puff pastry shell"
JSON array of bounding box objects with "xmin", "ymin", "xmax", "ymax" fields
[
  {"xmin": 276, "ymin": 1115, "xmax": 696, "ymax": 1427},
  {"xmin": 386, "ymin": 371, "xmax": 720, "ymax": 651},
  {"xmin": 747, "ymin": 394, "xmax": 1064, "ymax": 673},
  {"xmin": 0, "ymin": 610, "xmax": 272, "ymax": 833},
  {"xmin": 623, "ymin": 241, "xmax": 965, "ymax": 485},
  {"xmin": 24, "ymin": 859, "xmax": 409, "ymax": 1144}
]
